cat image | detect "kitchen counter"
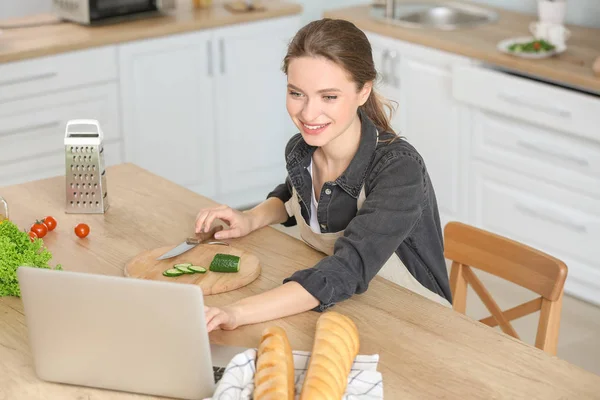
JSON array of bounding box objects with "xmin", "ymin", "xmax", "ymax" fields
[
  {"xmin": 0, "ymin": 1, "xmax": 302, "ymax": 64},
  {"xmin": 324, "ymin": 1, "xmax": 600, "ymax": 93},
  {"xmin": 1, "ymin": 163, "xmax": 600, "ymax": 399}
]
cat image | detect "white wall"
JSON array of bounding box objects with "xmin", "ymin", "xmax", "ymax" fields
[
  {"xmin": 469, "ymin": 0, "xmax": 600, "ymax": 28},
  {"xmin": 0, "ymin": 0, "xmax": 53, "ymax": 20}
]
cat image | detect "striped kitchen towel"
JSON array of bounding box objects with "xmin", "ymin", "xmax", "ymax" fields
[{"xmin": 210, "ymin": 348, "xmax": 383, "ymax": 399}]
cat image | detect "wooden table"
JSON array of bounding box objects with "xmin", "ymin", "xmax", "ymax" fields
[{"xmin": 1, "ymin": 163, "xmax": 599, "ymax": 399}]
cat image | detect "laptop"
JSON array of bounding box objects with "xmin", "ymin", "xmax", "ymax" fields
[{"xmin": 17, "ymin": 266, "xmax": 248, "ymax": 400}]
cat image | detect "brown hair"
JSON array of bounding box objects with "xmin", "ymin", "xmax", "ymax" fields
[{"xmin": 282, "ymin": 18, "xmax": 397, "ymax": 135}]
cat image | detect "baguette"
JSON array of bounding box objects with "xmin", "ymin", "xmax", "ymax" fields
[
  {"xmin": 254, "ymin": 326, "xmax": 295, "ymax": 400},
  {"xmin": 299, "ymin": 312, "xmax": 360, "ymax": 400}
]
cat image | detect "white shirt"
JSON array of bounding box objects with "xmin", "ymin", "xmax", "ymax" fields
[{"xmin": 308, "ymin": 158, "xmax": 321, "ymax": 233}]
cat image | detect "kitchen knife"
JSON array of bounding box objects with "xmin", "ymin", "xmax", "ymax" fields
[{"xmin": 156, "ymin": 226, "xmax": 229, "ymax": 260}]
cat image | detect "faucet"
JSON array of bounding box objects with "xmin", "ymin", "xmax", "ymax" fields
[{"xmin": 384, "ymin": 0, "xmax": 397, "ymax": 19}]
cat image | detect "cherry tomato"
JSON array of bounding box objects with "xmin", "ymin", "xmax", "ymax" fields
[
  {"xmin": 42, "ymin": 216, "xmax": 57, "ymax": 231},
  {"xmin": 31, "ymin": 221, "xmax": 48, "ymax": 238},
  {"xmin": 28, "ymin": 231, "xmax": 38, "ymax": 242},
  {"xmin": 74, "ymin": 223, "xmax": 90, "ymax": 239}
]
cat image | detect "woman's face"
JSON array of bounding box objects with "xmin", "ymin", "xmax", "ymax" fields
[{"xmin": 286, "ymin": 56, "xmax": 371, "ymax": 148}]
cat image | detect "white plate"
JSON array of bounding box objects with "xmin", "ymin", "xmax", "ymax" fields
[{"xmin": 497, "ymin": 36, "xmax": 566, "ymax": 59}]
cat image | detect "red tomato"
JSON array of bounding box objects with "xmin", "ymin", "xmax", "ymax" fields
[
  {"xmin": 74, "ymin": 223, "xmax": 90, "ymax": 239},
  {"xmin": 42, "ymin": 216, "xmax": 57, "ymax": 231},
  {"xmin": 31, "ymin": 221, "xmax": 48, "ymax": 238},
  {"xmin": 28, "ymin": 231, "xmax": 38, "ymax": 242}
]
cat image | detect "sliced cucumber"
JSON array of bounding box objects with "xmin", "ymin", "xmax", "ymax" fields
[
  {"xmin": 174, "ymin": 263, "xmax": 192, "ymax": 268},
  {"xmin": 174, "ymin": 264, "xmax": 195, "ymax": 274},
  {"xmin": 188, "ymin": 266, "xmax": 207, "ymax": 274},
  {"xmin": 163, "ymin": 268, "xmax": 184, "ymax": 277},
  {"xmin": 209, "ymin": 253, "xmax": 240, "ymax": 273}
]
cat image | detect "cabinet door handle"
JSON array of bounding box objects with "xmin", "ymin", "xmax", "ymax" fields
[
  {"xmin": 388, "ymin": 50, "xmax": 400, "ymax": 88},
  {"xmin": 0, "ymin": 121, "xmax": 60, "ymax": 138},
  {"xmin": 219, "ymin": 38, "xmax": 225, "ymax": 74},
  {"xmin": 514, "ymin": 203, "xmax": 587, "ymax": 233},
  {"xmin": 0, "ymin": 72, "xmax": 57, "ymax": 87},
  {"xmin": 516, "ymin": 140, "xmax": 589, "ymax": 167},
  {"xmin": 381, "ymin": 50, "xmax": 389, "ymax": 85},
  {"xmin": 498, "ymin": 93, "xmax": 571, "ymax": 118},
  {"xmin": 207, "ymin": 40, "xmax": 213, "ymax": 77}
]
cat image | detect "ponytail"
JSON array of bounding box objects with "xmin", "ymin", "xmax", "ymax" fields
[{"xmin": 360, "ymin": 89, "xmax": 397, "ymax": 134}]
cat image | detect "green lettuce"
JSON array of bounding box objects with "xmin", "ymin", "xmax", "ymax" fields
[{"xmin": 0, "ymin": 220, "xmax": 62, "ymax": 297}]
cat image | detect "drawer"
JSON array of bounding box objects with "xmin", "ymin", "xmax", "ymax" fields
[
  {"xmin": 0, "ymin": 46, "xmax": 117, "ymax": 102},
  {"xmin": 0, "ymin": 140, "xmax": 123, "ymax": 187},
  {"xmin": 470, "ymin": 162, "xmax": 600, "ymax": 268},
  {"xmin": 0, "ymin": 83, "xmax": 120, "ymax": 164},
  {"xmin": 473, "ymin": 111, "xmax": 600, "ymax": 198},
  {"xmin": 453, "ymin": 65, "xmax": 600, "ymax": 143}
]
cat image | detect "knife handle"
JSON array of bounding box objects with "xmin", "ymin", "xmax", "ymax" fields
[
  {"xmin": 186, "ymin": 237, "xmax": 203, "ymax": 245},
  {"xmin": 186, "ymin": 225, "xmax": 226, "ymax": 245},
  {"xmin": 185, "ymin": 237, "xmax": 229, "ymax": 246}
]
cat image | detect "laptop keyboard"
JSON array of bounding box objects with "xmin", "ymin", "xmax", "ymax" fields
[{"xmin": 213, "ymin": 366, "xmax": 226, "ymax": 383}]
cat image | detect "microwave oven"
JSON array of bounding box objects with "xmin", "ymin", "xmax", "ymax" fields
[{"xmin": 52, "ymin": 0, "xmax": 175, "ymax": 25}]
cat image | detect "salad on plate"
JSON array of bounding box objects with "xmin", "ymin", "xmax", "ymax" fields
[{"xmin": 507, "ymin": 39, "xmax": 556, "ymax": 54}]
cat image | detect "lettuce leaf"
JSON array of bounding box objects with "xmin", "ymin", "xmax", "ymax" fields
[{"xmin": 0, "ymin": 220, "xmax": 62, "ymax": 297}]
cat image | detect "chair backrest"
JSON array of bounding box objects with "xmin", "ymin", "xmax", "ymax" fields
[{"xmin": 443, "ymin": 222, "xmax": 568, "ymax": 355}]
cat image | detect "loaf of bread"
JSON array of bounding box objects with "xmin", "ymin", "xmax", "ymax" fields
[
  {"xmin": 299, "ymin": 312, "xmax": 360, "ymax": 400},
  {"xmin": 254, "ymin": 326, "xmax": 295, "ymax": 400}
]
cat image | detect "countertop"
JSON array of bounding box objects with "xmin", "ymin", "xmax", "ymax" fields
[
  {"xmin": 324, "ymin": 1, "xmax": 600, "ymax": 93},
  {"xmin": 0, "ymin": 1, "xmax": 302, "ymax": 64},
  {"xmin": 1, "ymin": 163, "xmax": 600, "ymax": 399}
]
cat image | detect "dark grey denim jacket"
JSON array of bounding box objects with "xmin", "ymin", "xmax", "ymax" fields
[{"xmin": 267, "ymin": 109, "xmax": 452, "ymax": 311}]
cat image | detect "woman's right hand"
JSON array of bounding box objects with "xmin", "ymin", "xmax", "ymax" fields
[
  {"xmin": 195, "ymin": 204, "xmax": 255, "ymax": 239},
  {"xmin": 204, "ymin": 305, "xmax": 239, "ymax": 333}
]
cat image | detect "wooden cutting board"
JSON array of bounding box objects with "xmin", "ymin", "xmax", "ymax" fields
[{"xmin": 124, "ymin": 243, "xmax": 261, "ymax": 295}]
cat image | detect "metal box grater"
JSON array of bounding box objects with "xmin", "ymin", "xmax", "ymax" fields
[{"xmin": 64, "ymin": 119, "xmax": 109, "ymax": 214}]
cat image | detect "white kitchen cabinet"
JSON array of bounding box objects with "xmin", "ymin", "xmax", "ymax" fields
[
  {"xmin": 118, "ymin": 16, "xmax": 301, "ymax": 209},
  {"xmin": 454, "ymin": 63, "xmax": 600, "ymax": 306},
  {"xmin": 212, "ymin": 17, "xmax": 300, "ymax": 208},
  {"xmin": 470, "ymin": 161, "xmax": 600, "ymax": 306},
  {"xmin": 469, "ymin": 108, "xmax": 600, "ymax": 199},
  {"xmin": 453, "ymin": 64, "xmax": 600, "ymax": 144},
  {"xmin": 367, "ymin": 32, "xmax": 403, "ymax": 135},
  {"xmin": 0, "ymin": 46, "xmax": 118, "ymax": 103},
  {"xmin": 0, "ymin": 83, "xmax": 122, "ymax": 187},
  {"xmin": 399, "ymin": 48, "xmax": 471, "ymax": 229},
  {"xmin": 118, "ymin": 30, "xmax": 218, "ymax": 199}
]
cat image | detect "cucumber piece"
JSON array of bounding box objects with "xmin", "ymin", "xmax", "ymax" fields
[
  {"xmin": 174, "ymin": 263, "xmax": 192, "ymax": 268},
  {"xmin": 174, "ymin": 264, "xmax": 194, "ymax": 274},
  {"xmin": 188, "ymin": 266, "xmax": 207, "ymax": 274},
  {"xmin": 163, "ymin": 268, "xmax": 184, "ymax": 277},
  {"xmin": 209, "ymin": 253, "xmax": 240, "ymax": 273}
]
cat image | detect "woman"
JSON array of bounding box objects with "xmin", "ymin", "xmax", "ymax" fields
[{"xmin": 196, "ymin": 18, "xmax": 452, "ymax": 333}]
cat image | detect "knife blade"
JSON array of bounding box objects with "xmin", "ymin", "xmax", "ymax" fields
[{"xmin": 156, "ymin": 226, "xmax": 229, "ymax": 260}]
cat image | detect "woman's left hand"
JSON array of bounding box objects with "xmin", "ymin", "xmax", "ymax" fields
[{"xmin": 204, "ymin": 305, "xmax": 239, "ymax": 332}]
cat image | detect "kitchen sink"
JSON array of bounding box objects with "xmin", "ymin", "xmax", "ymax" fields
[{"xmin": 370, "ymin": 2, "xmax": 498, "ymax": 30}]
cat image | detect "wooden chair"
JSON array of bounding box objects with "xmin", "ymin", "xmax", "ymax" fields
[{"xmin": 444, "ymin": 222, "xmax": 568, "ymax": 356}]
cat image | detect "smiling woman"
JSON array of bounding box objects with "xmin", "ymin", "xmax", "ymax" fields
[{"xmin": 195, "ymin": 18, "xmax": 452, "ymax": 333}]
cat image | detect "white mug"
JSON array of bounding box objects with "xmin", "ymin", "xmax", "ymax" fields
[{"xmin": 529, "ymin": 21, "xmax": 571, "ymax": 47}]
